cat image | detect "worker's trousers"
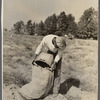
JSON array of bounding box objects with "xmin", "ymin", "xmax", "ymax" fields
[{"xmin": 47, "ymin": 50, "xmax": 62, "ymax": 94}]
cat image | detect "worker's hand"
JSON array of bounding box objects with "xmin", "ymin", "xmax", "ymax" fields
[
  {"xmin": 46, "ymin": 67, "xmax": 52, "ymax": 71},
  {"xmin": 47, "ymin": 67, "xmax": 53, "ymax": 72},
  {"xmin": 32, "ymin": 60, "xmax": 35, "ymax": 65},
  {"xmin": 50, "ymin": 62, "xmax": 56, "ymax": 71},
  {"xmin": 32, "ymin": 54, "xmax": 38, "ymax": 66}
]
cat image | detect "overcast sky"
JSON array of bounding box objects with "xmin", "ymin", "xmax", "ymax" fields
[{"xmin": 3, "ymin": 0, "xmax": 98, "ymax": 29}]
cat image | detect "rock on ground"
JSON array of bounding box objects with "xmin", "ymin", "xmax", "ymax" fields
[
  {"xmin": 44, "ymin": 94, "xmax": 67, "ymax": 100},
  {"xmin": 66, "ymin": 86, "xmax": 97, "ymax": 100}
]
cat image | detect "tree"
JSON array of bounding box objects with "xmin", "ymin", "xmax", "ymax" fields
[
  {"xmin": 31, "ymin": 22, "xmax": 35, "ymax": 35},
  {"xmin": 14, "ymin": 21, "xmax": 24, "ymax": 34},
  {"xmin": 36, "ymin": 21, "xmax": 46, "ymax": 36},
  {"xmin": 44, "ymin": 14, "xmax": 57, "ymax": 35},
  {"xmin": 66, "ymin": 14, "xmax": 78, "ymax": 36},
  {"xmin": 56, "ymin": 12, "xmax": 68, "ymax": 35},
  {"xmin": 34, "ymin": 23, "xmax": 46, "ymax": 35},
  {"xmin": 26, "ymin": 20, "xmax": 33, "ymax": 35},
  {"xmin": 78, "ymin": 7, "xmax": 98, "ymax": 39}
]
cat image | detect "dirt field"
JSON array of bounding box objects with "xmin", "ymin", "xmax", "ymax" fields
[{"xmin": 3, "ymin": 31, "xmax": 98, "ymax": 100}]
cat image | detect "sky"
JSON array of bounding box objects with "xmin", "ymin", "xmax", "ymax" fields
[{"xmin": 3, "ymin": 0, "xmax": 98, "ymax": 29}]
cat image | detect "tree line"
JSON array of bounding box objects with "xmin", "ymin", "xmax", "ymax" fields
[{"xmin": 13, "ymin": 7, "xmax": 98, "ymax": 40}]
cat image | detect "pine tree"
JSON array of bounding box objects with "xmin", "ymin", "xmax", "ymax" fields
[
  {"xmin": 44, "ymin": 14, "xmax": 57, "ymax": 34},
  {"xmin": 56, "ymin": 12, "xmax": 68, "ymax": 34},
  {"xmin": 38, "ymin": 21, "xmax": 46, "ymax": 36},
  {"xmin": 26, "ymin": 20, "xmax": 33, "ymax": 35},
  {"xmin": 66, "ymin": 14, "xmax": 78, "ymax": 36}
]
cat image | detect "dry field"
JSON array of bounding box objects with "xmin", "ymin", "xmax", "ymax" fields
[{"xmin": 3, "ymin": 31, "xmax": 98, "ymax": 100}]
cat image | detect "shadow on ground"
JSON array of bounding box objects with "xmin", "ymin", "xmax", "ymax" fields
[{"xmin": 60, "ymin": 78, "xmax": 80, "ymax": 94}]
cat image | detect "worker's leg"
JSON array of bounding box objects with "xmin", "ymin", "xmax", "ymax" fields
[{"xmin": 53, "ymin": 58, "xmax": 62, "ymax": 94}]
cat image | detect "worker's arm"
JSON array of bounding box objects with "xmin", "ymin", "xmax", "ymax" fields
[
  {"xmin": 32, "ymin": 37, "xmax": 45, "ymax": 65},
  {"xmin": 50, "ymin": 50, "xmax": 64, "ymax": 71},
  {"xmin": 35, "ymin": 37, "xmax": 45, "ymax": 55}
]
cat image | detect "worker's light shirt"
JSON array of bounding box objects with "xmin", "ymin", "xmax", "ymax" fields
[{"xmin": 35, "ymin": 35, "xmax": 65, "ymax": 62}]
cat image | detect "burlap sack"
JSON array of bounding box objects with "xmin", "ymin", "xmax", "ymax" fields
[{"xmin": 19, "ymin": 65, "xmax": 54, "ymax": 99}]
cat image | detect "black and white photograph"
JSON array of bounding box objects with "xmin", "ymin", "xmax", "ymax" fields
[{"xmin": 3, "ymin": 0, "xmax": 98, "ymax": 100}]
